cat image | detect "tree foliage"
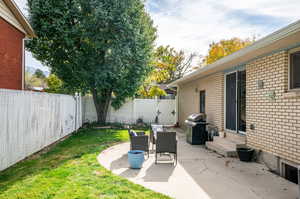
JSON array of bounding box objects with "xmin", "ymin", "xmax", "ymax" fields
[
  {"xmin": 138, "ymin": 79, "xmax": 167, "ymax": 98},
  {"xmin": 152, "ymin": 46, "xmax": 195, "ymax": 83},
  {"xmin": 45, "ymin": 74, "xmax": 65, "ymax": 94},
  {"xmin": 27, "ymin": 0, "xmax": 156, "ymax": 123},
  {"xmin": 138, "ymin": 45, "xmax": 195, "ymax": 97},
  {"xmin": 34, "ymin": 69, "xmax": 46, "ymax": 79},
  {"xmin": 25, "ymin": 71, "xmax": 47, "ymax": 90},
  {"xmin": 202, "ymin": 37, "xmax": 254, "ymax": 65}
]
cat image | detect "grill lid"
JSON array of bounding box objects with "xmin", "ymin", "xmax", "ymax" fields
[
  {"xmin": 187, "ymin": 113, "xmax": 206, "ymax": 122},
  {"xmin": 185, "ymin": 120, "xmax": 197, "ymax": 127}
]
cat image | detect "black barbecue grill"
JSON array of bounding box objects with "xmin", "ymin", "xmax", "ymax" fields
[{"xmin": 185, "ymin": 113, "xmax": 208, "ymax": 145}]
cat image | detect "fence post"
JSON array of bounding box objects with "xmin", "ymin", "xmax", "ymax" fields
[
  {"xmin": 74, "ymin": 92, "xmax": 79, "ymax": 132},
  {"xmin": 78, "ymin": 93, "xmax": 82, "ymax": 127},
  {"xmin": 132, "ymin": 99, "xmax": 135, "ymax": 124},
  {"xmin": 75, "ymin": 92, "xmax": 77, "ymax": 132},
  {"xmin": 155, "ymin": 96, "xmax": 160, "ymax": 124}
]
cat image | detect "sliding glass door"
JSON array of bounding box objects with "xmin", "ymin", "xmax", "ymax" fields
[
  {"xmin": 237, "ymin": 71, "xmax": 246, "ymax": 133},
  {"xmin": 225, "ymin": 70, "xmax": 246, "ymax": 134},
  {"xmin": 226, "ymin": 72, "xmax": 237, "ymax": 131}
]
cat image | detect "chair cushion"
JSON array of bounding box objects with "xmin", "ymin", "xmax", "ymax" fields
[
  {"xmin": 130, "ymin": 130, "xmax": 137, "ymax": 137},
  {"xmin": 152, "ymin": 124, "xmax": 164, "ymax": 132}
]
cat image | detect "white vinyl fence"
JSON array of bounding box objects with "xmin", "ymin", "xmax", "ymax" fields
[
  {"xmin": 0, "ymin": 89, "xmax": 82, "ymax": 171},
  {"xmin": 82, "ymin": 97, "xmax": 176, "ymax": 125}
]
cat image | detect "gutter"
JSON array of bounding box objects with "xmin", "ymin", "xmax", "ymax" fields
[{"xmin": 3, "ymin": 0, "xmax": 36, "ymax": 37}]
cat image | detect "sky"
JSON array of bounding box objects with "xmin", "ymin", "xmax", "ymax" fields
[
  {"xmin": 14, "ymin": 0, "xmax": 49, "ymax": 72},
  {"xmin": 14, "ymin": 0, "xmax": 300, "ymax": 71}
]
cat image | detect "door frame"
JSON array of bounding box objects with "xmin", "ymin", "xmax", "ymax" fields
[{"xmin": 224, "ymin": 70, "xmax": 246, "ymax": 135}]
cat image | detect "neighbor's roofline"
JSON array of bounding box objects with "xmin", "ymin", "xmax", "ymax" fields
[
  {"xmin": 3, "ymin": 0, "xmax": 35, "ymax": 37},
  {"xmin": 169, "ymin": 19, "xmax": 300, "ymax": 87}
]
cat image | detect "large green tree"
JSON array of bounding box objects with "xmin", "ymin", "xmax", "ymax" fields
[{"xmin": 27, "ymin": 0, "xmax": 156, "ymax": 123}]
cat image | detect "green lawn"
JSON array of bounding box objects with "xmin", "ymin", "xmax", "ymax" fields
[{"xmin": 0, "ymin": 128, "xmax": 170, "ymax": 199}]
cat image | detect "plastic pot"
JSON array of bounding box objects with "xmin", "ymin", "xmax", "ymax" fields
[
  {"xmin": 128, "ymin": 150, "xmax": 145, "ymax": 169},
  {"xmin": 237, "ymin": 147, "xmax": 254, "ymax": 162}
]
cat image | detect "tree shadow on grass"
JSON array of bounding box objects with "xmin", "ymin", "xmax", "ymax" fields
[{"xmin": 0, "ymin": 128, "xmax": 127, "ymax": 193}]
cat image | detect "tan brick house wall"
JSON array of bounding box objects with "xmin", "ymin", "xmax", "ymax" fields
[
  {"xmin": 177, "ymin": 48, "xmax": 300, "ymax": 165},
  {"xmin": 178, "ymin": 72, "xmax": 224, "ymax": 131},
  {"xmin": 246, "ymin": 50, "xmax": 300, "ymax": 164}
]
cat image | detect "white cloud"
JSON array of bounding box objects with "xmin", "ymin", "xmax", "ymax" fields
[
  {"xmin": 25, "ymin": 51, "xmax": 50, "ymax": 72},
  {"xmin": 14, "ymin": 0, "xmax": 27, "ymax": 15},
  {"xmin": 14, "ymin": 0, "xmax": 300, "ymax": 69},
  {"xmin": 147, "ymin": 0, "xmax": 300, "ymax": 60},
  {"xmin": 13, "ymin": 0, "xmax": 49, "ymax": 72}
]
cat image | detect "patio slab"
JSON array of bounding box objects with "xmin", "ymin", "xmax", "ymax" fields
[{"xmin": 98, "ymin": 130, "xmax": 298, "ymax": 199}]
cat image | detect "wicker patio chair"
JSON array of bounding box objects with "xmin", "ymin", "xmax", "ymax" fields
[
  {"xmin": 128, "ymin": 130, "xmax": 149, "ymax": 158},
  {"xmin": 155, "ymin": 131, "xmax": 177, "ymax": 165},
  {"xmin": 150, "ymin": 124, "xmax": 164, "ymax": 151},
  {"xmin": 150, "ymin": 128, "xmax": 156, "ymax": 151}
]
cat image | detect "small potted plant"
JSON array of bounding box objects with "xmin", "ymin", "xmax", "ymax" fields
[
  {"xmin": 236, "ymin": 144, "xmax": 255, "ymax": 162},
  {"xmin": 128, "ymin": 150, "xmax": 145, "ymax": 169},
  {"xmin": 236, "ymin": 145, "xmax": 254, "ymax": 162}
]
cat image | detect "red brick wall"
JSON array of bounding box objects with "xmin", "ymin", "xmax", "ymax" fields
[{"xmin": 0, "ymin": 17, "xmax": 25, "ymax": 90}]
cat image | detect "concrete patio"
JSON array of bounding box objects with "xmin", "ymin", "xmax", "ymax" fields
[{"xmin": 98, "ymin": 130, "xmax": 298, "ymax": 199}]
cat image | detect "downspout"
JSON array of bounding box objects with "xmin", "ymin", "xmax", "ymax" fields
[
  {"xmin": 74, "ymin": 92, "xmax": 78, "ymax": 132},
  {"xmin": 22, "ymin": 39, "xmax": 26, "ymax": 90},
  {"xmin": 22, "ymin": 38, "xmax": 31, "ymax": 90}
]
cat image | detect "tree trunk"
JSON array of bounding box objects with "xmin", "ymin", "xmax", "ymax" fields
[{"xmin": 92, "ymin": 89, "xmax": 112, "ymax": 124}]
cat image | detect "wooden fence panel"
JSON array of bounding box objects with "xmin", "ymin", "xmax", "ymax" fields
[{"xmin": 0, "ymin": 89, "xmax": 82, "ymax": 171}]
